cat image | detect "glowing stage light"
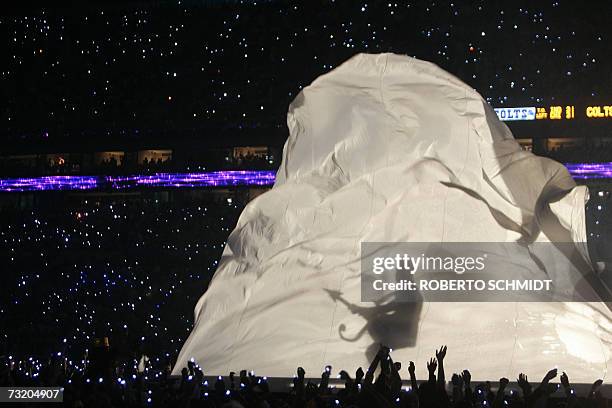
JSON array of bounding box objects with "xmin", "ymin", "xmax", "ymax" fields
[{"xmin": 1, "ymin": 166, "xmax": 611, "ymax": 193}]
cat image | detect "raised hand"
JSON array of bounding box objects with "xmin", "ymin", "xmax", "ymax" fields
[
  {"xmin": 589, "ymin": 379, "xmax": 603, "ymax": 397},
  {"xmin": 408, "ymin": 361, "xmax": 415, "ymax": 376},
  {"xmin": 543, "ymin": 368, "xmax": 557, "ymax": 382},
  {"xmin": 378, "ymin": 344, "xmax": 390, "ymax": 358},
  {"xmin": 517, "ymin": 373, "xmax": 532, "ymax": 396},
  {"xmin": 493, "ymin": 378, "xmax": 510, "ymax": 408},
  {"xmin": 461, "ymin": 370, "xmax": 471, "ymax": 386},
  {"xmin": 229, "ymin": 371, "xmax": 235, "ymax": 388},
  {"xmin": 427, "ymin": 357, "xmax": 437, "ymax": 374},
  {"xmin": 435, "ymin": 346, "xmax": 447, "ymax": 386},
  {"xmin": 407, "ymin": 360, "xmax": 418, "ymax": 390},
  {"xmin": 322, "ymin": 365, "xmax": 332, "ymax": 378},
  {"xmin": 356, "ymin": 367, "xmax": 364, "ymax": 381},
  {"xmin": 320, "ymin": 365, "xmax": 332, "ymax": 392},
  {"xmin": 436, "ymin": 345, "xmax": 447, "ymax": 361},
  {"xmin": 452, "ymin": 373, "xmax": 463, "ymax": 387},
  {"xmin": 560, "ymin": 372, "xmax": 570, "ymax": 389}
]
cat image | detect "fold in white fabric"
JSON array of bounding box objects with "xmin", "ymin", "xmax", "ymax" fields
[{"xmin": 174, "ymin": 54, "xmax": 611, "ymax": 382}]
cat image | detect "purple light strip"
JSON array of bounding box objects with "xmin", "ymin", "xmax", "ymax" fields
[
  {"xmin": 0, "ymin": 175, "xmax": 99, "ymax": 192},
  {"xmin": 0, "ymin": 165, "xmax": 611, "ymax": 192},
  {"xmin": 564, "ymin": 162, "xmax": 612, "ymax": 180},
  {"xmin": 108, "ymin": 171, "xmax": 277, "ymax": 189},
  {"xmin": 0, "ymin": 171, "xmax": 276, "ymax": 192}
]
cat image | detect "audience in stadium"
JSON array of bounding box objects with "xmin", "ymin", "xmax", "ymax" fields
[
  {"xmin": 1, "ymin": 344, "xmax": 606, "ymax": 408},
  {"xmin": 2, "ymin": 183, "xmax": 610, "ymax": 408}
]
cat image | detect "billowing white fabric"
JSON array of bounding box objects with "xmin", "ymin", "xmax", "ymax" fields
[{"xmin": 174, "ymin": 53, "xmax": 611, "ymax": 382}]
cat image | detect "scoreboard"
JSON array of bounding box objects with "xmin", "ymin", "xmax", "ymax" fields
[
  {"xmin": 586, "ymin": 105, "xmax": 612, "ymax": 118},
  {"xmin": 493, "ymin": 107, "xmax": 535, "ymax": 121},
  {"xmin": 494, "ymin": 105, "xmax": 612, "ymax": 121}
]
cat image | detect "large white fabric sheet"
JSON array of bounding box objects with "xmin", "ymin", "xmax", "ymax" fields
[{"xmin": 174, "ymin": 53, "xmax": 611, "ymax": 383}]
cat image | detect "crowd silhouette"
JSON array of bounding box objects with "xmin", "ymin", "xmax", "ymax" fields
[{"xmin": 1, "ymin": 344, "xmax": 607, "ymax": 408}]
